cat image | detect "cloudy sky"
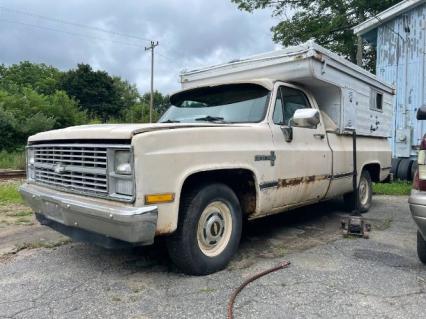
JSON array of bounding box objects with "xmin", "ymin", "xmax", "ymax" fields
[{"xmin": 0, "ymin": 0, "xmax": 280, "ymax": 94}]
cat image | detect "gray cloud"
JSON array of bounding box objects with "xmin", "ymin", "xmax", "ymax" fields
[{"xmin": 0, "ymin": 0, "xmax": 278, "ymax": 93}]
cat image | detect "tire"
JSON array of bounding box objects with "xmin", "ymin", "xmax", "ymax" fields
[
  {"xmin": 417, "ymin": 231, "xmax": 426, "ymax": 264},
  {"xmin": 167, "ymin": 183, "xmax": 242, "ymax": 275},
  {"xmin": 391, "ymin": 158, "xmax": 401, "ymax": 177},
  {"xmin": 397, "ymin": 158, "xmax": 412, "ymax": 181},
  {"xmin": 343, "ymin": 170, "xmax": 372, "ymax": 213}
]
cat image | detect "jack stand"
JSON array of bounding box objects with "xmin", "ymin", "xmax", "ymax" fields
[
  {"xmin": 341, "ymin": 216, "xmax": 371, "ymax": 239},
  {"xmin": 341, "ymin": 129, "xmax": 371, "ymax": 239}
]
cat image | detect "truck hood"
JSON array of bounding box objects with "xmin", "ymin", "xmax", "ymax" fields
[{"xmin": 28, "ymin": 123, "xmax": 242, "ymax": 142}]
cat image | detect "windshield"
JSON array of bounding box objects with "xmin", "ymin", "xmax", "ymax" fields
[{"xmin": 159, "ymin": 83, "xmax": 270, "ymax": 123}]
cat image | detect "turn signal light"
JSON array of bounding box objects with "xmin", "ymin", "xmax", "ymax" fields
[{"xmin": 145, "ymin": 193, "xmax": 175, "ymax": 204}]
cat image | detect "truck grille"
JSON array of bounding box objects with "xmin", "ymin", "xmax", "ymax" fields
[{"xmin": 32, "ymin": 144, "xmax": 109, "ymax": 196}]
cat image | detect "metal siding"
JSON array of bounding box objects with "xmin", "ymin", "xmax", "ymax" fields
[{"xmin": 376, "ymin": 3, "xmax": 426, "ymax": 157}]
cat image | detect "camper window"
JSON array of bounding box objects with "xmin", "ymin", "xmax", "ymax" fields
[{"xmin": 371, "ymin": 90, "xmax": 383, "ymax": 111}]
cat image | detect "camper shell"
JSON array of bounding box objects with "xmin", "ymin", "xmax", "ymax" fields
[{"xmin": 180, "ymin": 41, "xmax": 395, "ymax": 138}]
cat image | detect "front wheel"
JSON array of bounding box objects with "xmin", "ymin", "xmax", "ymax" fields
[
  {"xmin": 417, "ymin": 231, "xmax": 426, "ymax": 264},
  {"xmin": 343, "ymin": 170, "xmax": 372, "ymax": 213},
  {"xmin": 167, "ymin": 183, "xmax": 242, "ymax": 275}
]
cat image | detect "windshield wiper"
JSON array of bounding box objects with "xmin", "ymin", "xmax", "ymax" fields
[
  {"xmin": 195, "ymin": 115, "xmax": 228, "ymax": 123},
  {"xmin": 160, "ymin": 119, "xmax": 180, "ymax": 123}
]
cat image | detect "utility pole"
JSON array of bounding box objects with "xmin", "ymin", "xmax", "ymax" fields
[{"xmin": 145, "ymin": 40, "xmax": 159, "ymax": 123}]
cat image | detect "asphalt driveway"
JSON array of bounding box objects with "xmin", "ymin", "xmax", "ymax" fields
[{"xmin": 0, "ymin": 195, "xmax": 424, "ymax": 319}]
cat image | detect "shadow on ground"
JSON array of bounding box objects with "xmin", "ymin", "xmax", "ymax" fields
[{"xmin": 69, "ymin": 198, "xmax": 348, "ymax": 274}]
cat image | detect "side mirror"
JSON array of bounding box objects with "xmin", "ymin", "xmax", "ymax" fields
[
  {"xmin": 417, "ymin": 105, "xmax": 426, "ymax": 120},
  {"xmin": 292, "ymin": 109, "xmax": 320, "ymax": 129}
]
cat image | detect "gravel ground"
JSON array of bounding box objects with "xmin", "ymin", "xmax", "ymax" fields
[{"xmin": 0, "ymin": 195, "xmax": 424, "ymax": 319}]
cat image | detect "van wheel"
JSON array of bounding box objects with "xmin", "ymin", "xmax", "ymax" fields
[
  {"xmin": 417, "ymin": 231, "xmax": 426, "ymax": 264},
  {"xmin": 167, "ymin": 183, "xmax": 242, "ymax": 275},
  {"xmin": 343, "ymin": 170, "xmax": 372, "ymax": 213}
]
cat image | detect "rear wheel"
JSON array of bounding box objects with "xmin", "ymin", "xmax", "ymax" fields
[
  {"xmin": 343, "ymin": 170, "xmax": 372, "ymax": 213},
  {"xmin": 397, "ymin": 159, "xmax": 412, "ymax": 181},
  {"xmin": 391, "ymin": 158, "xmax": 401, "ymax": 178},
  {"xmin": 167, "ymin": 183, "xmax": 242, "ymax": 275},
  {"xmin": 417, "ymin": 231, "xmax": 426, "ymax": 264}
]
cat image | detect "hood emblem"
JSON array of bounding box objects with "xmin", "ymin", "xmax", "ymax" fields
[{"xmin": 53, "ymin": 162, "xmax": 66, "ymax": 174}]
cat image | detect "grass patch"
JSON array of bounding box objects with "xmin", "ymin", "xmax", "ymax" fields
[
  {"xmin": 0, "ymin": 150, "xmax": 25, "ymax": 170},
  {"xmin": 0, "ymin": 181, "xmax": 23, "ymax": 204},
  {"xmin": 14, "ymin": 238, "xmax": 72, "ymax": 252},
  {"xmin": 14, "ymin": 217, "xmax": 33, "ymax": 225},
  {"xmin": 373, "ymin": 180, "xmax": 412, "ymax": 196},
  {"xmin": 6, "ymin": 210, "xmax": 32, "ymax": 217}
]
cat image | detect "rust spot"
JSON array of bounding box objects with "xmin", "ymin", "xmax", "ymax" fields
[
  {"xmin": 241, "ymin": 191, "xmax": 256, "ymax": 215},
  {"xmin": 277, "ymin": 174, "xmax": 329, "ymax": 188},
  {"xmin": 313, "ymin": 53, "xmax": 325, "ymax": 62},
  {"xmin": 155, "ymin": 223, "xmax": 173, "ymax": 235}
]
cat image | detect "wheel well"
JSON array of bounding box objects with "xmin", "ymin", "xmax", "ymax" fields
[
  {"xmin": 363, "ymin": 163, "xmax": 380, "ymax": 182},
  {"xmin": 180, "ymin": 169, "xmax": 257, "ymax": 216}
]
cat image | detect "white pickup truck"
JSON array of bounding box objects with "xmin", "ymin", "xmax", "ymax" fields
[{"xmin": 20, "ymin": 42, "xmax": 393, "ymax": 275}]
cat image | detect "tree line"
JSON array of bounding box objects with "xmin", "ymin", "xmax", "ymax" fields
[{"xmin": 0, "ymin": 62, "xmax": 169, "ymax": 151}]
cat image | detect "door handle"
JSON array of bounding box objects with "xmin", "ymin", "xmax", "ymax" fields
[{"xmin": 313, "ymin": 133, "xmax": 325, "ymax": 139}]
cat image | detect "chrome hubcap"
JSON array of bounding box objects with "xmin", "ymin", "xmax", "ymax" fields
[
  {"xmin": 197, "ymin": 201, "xmax": 232, "ymax": 257},
  {"xmin": 359, "ymin": 177, "xmax": 369, "ymax": 206}
]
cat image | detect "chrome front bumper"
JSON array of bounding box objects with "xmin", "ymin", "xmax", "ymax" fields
[
  {"xmin": 408, "ymin": 189, "xmax": 426, "ymax": 238},
  {"xmin": 20, "ymin": 183, "xmax": 158, "ymax": 246}
]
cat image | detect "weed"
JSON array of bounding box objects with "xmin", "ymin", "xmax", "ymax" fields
[
  {"xmin": 0, "ymin": 181, "xmax": 23, "ymax": 204},
  {"xmin": 6, "ymin": 210, "xmax": 32, "ymax": 217},
  {"xmin": 373, "ymin": 180, "xmax": 411, "ymax": 196},
  {"xmin": 0, "ymin": 151, "xmax": 25, "ymax": 170}
]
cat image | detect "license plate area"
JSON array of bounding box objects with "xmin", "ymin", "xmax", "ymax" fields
[{"xmin": 41, "ymin": 200, "xmax": 64, "ymax": 223}]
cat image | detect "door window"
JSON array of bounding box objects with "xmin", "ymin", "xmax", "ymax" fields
[
  {"xmin": 273, "ymin": 86, "xmax": 311, "ymax": 125},
  {"xmin": 272, "ymin": 90, "xmax": 283, "ymax": 124}
]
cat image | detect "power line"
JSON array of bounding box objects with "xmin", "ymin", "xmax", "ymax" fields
[
  {"xmin": 0, "ymin": 18, "xmax": 145, "ymax": 48},
  {"xmin": 0, "ymin": 5, "xmax": 152, "ymax": 42}
]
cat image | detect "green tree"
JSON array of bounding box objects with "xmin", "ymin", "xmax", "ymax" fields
[
  {"xmin": 59, "ymin": 64, "xmax": 122, "ymax": 120},
  {"xmin": 232, "ymin": 0, "xmax": 400, "ymax": 67},
  {"xmin": 0, "ymin": 105, "xmax": 19, "ymax": 150},
  {"xmin": 0, "ymin": 61, "xmax": 61, "ymax": 95},
  {"xmin": 0, "ymin": 87, "xmax": 86, "ymax": 150},
  {"xmin": 113, "ymin": 77, "xmax": 140, "ymax": 109},
  {"xmin": 141, "ymin": 91, "xmax": 170, "ymax": 117}
]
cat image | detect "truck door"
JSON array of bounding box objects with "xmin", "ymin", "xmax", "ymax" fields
[{"xmin": 269, "ymin": 83, "xmax": 332, "ymax": 208}]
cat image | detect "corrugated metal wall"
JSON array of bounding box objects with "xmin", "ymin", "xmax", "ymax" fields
[{"xmin": 376, "ymin": 3, "xmax": 426, "ymax": 157}]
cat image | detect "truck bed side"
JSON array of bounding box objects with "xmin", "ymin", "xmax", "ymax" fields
[{"xmin": 325, "ymin": 132, "xmax": 391, "ymax": 199}]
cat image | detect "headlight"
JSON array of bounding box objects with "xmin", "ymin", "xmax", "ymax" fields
[
  {"xmin": 27, "ymin": 147, "xmax": 35, "ymax": 180},
  {"xmin": 114, "ymin": 150, "xmax": 132, "ymax": 175},
  {"xmin": 109, "ymin": 148, "xmax": 134, "ymax": 198}
]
